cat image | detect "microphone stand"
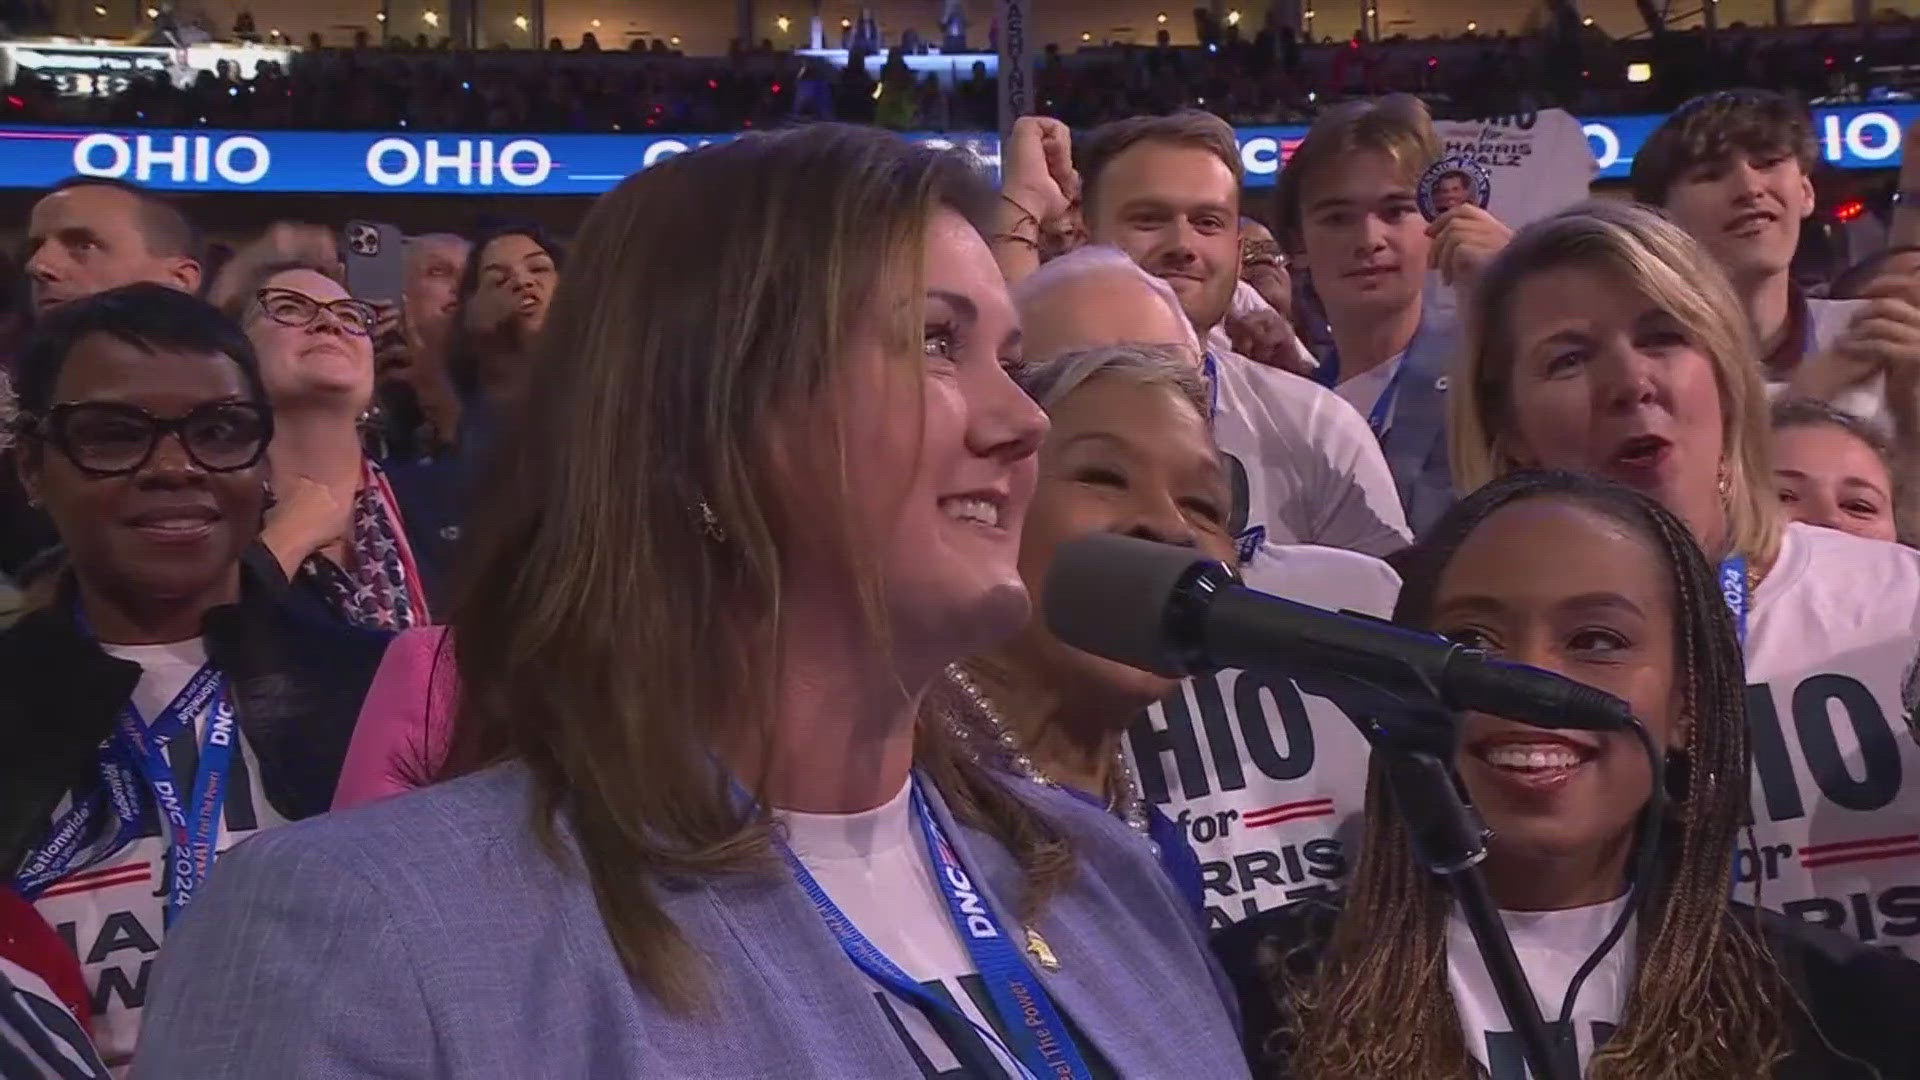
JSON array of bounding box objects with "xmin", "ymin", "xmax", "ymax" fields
[{"xmin": 1368, "ymin": 713, "xmax": 1571, "ymax": 1080}]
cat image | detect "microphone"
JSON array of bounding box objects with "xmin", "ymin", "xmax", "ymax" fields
[{"xmin": 1042, "ymin": 533, "xmax": 1635, "ymax": 733}]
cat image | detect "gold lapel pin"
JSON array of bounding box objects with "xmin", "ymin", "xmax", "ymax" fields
[{"xmin": 1025, "ymin": 927, "xmax": 1060, "ymax": 972}]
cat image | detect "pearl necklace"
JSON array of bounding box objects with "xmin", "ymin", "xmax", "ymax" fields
[{"xmin": 944, "ymin": 663, "xmax": 1152, "ymax": 839}]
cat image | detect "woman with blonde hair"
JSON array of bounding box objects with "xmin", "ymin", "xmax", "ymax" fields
[
  {"xmin": 133, "ymin": 124, "xmax": 1246, "ymax": 1078},
  {"xmin": 1446, "ymin": 199, "xmax": 1920, "ymax": 966}
]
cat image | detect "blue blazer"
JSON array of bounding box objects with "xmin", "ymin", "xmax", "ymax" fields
[
  {"xmin": 133, "ymin": 764, "xmax": 1250, "ymax": 1079},
  {"xmin": 1377, "ymin": 307, "xmax": 1459, "ymax": 541}
]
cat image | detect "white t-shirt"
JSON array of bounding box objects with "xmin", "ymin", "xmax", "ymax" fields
[
  {"xmin": 1764, "ymin": 297, "xmax": 1887, "ymax": 431},
  {"xmin": 1448, "ymin": 896, "xmax": 1636, "ymax": 1080},
  {"xmin": 781, "ymin": 781, "xmax": 1027, "ymax": 1077},
  {"xmin": 1210, "ymin": 347, "xmax": 1412, "ymax": 559},
  {"xmin": 1332, "ymin": 353, "xmax": 1406, "ymax": 433},
  {"xmin": 1740, "ymin": 523, "xmax": 1920, "ymax": 961},
  {"xmin": 1125, "ymin": 543, "xmax": 1402, "ymax": 929},
  {"xmin": 29, "ymin": 639, "xmax": 288, "ymax": 1074},
  {"xmin": 1, "ymin": 955, "xmax": 110, "ymax": 1079}
]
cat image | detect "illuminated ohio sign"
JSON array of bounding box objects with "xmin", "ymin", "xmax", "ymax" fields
[
  {"xmin": 72, "ymin": 131, "xmax": 271, "ymax": 185},
  {"xmin": 0, "ymin": 104, "xmax": 1909, "ymax": 196},
  {"xmin": 363, "ymin": 137, "xmax": 553, "ymax": 188}
]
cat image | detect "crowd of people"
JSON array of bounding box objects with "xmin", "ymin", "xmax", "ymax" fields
[
  {"xmin": 5, "ymin": 16, "xmax": 1918, "ymax": 133},
  {"xmin": 2, "ymin": 73, "xmax": 1920, "ymax": 1079}
]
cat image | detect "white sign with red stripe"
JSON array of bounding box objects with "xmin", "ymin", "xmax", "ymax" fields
[
  {"xmin": 1124, "ymin": 547, "xmax": 1395, "ymax": 929},
  {"xmin": 1798, "ymin": 833, "xmax": 1920, "ymax": 872},
  {"xmin": 1740, "ymin": 631, "xmax": 1920, "ymax": 962},
  {"xmin": 1241, "ymin": 796, "xmax": 1337, "ymax": 831},
  {"xmin": 1128, "ymin": 667, "xmax": 1372, "ymax": 931}
]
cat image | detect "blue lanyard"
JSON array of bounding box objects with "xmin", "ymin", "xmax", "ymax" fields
[
  {"xmin": 1201, "ymin": 351, "xmax": 1221, "ymax": 420},
  {"xmin": 119, "ymin": 665, "xmax": 236, "ymax": 925},
  {"xmin": 9, "ymin": 758, "xmax": 142, "ymax": 899},
  {"xmin": 1719, "ymin": 555, "xmax": 1749, "ymax": 648},
  {"xmin": 1365, "ymin": 360, "xmax": 1409, "ymax": 439},
  {"xmin": 1311, "ymin": 335, "xmax": 1341, "ymax": 387},
  {"xmin": 11, "ymin": 662, "xmax": 235, "ymax": 927},
  {"xmin": 781, "ymin": 778, "xmax": 1095, "ymax": 1080},
  {"xmin": 1319, "ymin": 331, "xmax": 1418, "ymax": 440}
]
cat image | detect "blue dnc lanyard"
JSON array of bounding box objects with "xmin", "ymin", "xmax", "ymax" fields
[
  {"xmin": 12, "ymin": 662, "xmax": 236, "ymax": 926},
  {"xmin": 1719, "ymin": 555, "xmax": 1750, "ymax": 648},
  {"xmin": 1316, "ymin": 334, "xmax": 1415, "ymax": 440},
  {"xmin": 1200, "ymin": 351, "xmax": 1221, "ymax": 420},
  {"xmin": 1364, "ymin": 361, "xmax": 1409, "ymax": 439},
  {"xmin": 780, "ymin": 777, "xmax": 1096, "ymax": 1080}
]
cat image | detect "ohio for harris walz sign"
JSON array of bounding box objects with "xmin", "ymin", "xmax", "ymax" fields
[{"xmin": 1, "ymin": 102, "xmax": 1910, "ymax": 196}]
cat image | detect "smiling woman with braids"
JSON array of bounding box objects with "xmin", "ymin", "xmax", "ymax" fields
[
  {"xmin": 1447, "ymin": 201, "xmax": 1920, "ymax": 966},
  {"xmin": 1214, "ymin": 471, "xmax": 1920, "ymax": 1079}
]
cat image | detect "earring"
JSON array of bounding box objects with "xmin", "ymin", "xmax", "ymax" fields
[
  {"xmin": 696, "ymin": 500, "xmax": 726, "ymax": 543},
  {"xmin": 1717, "ymin": 460, "xmax": 1732, "ymax": 501},
  {"xmin": 262, "ymin": 479, "xmax": 278, "ymax": 512},
  {"xmin": 1664, "ymin": 748, "xmax": 1692, "ymax": 804}
]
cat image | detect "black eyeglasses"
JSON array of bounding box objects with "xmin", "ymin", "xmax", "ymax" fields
[
  {"xmin": 255, "ymin": 287, "xmax": 376, "ymax": 336},
  {"xmin": 23, "ymin": 401, "xmax": 273, "ymax": 478}
]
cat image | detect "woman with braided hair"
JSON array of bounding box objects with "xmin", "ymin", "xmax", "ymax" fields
[
  {"xmin": 1215, "ymin": 470, "xmax": 1920, "ymax": 1078},
  {"xmin": 1446, "ymin": 201, "xmax": 1920, "ymax": 966}
]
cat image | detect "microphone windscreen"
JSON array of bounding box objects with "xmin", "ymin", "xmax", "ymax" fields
[{"xmin": 1042, "ymin": 533, "xmax": 1212, "ymax": 678}]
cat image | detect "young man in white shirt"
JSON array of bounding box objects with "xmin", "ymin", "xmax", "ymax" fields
[
  {"xmin": 1271, "ymin": 96, "xmax": 1513, "ymax": 538},
  {"xmin": 994, "ymin": 111, "xmax": 1411, "ymax": 559},
  {"xmin": 1631, "ymin": 90, "xmax": 1920, "ymax": 429}
]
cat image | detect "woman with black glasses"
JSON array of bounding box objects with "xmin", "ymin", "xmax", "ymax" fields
[
  {"xmin": 219, "ymin": 259, "xmax": 441, "ymax": 629},
  {"xmin": 0, "ymin": 284, "xmax": 387, "ymax": 1074}
]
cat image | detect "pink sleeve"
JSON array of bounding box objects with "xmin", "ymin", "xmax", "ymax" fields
[{"xmin": 332, "ymin": 626, "xmax": 462, "ymax": 810}]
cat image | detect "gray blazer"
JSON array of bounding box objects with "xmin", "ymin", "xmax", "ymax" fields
[{"xmin": 132, "ymin": 764, "xmax": 1250, "ymax": 1079}]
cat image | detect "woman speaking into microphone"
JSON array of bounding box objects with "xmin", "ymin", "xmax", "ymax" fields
[{"xmin": 133, "ymin": 124, "xmax": 1246, "ymax": 1078}]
